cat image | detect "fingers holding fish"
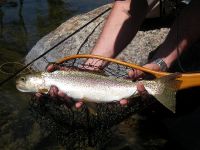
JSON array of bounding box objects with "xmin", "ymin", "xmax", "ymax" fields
[
  {"xmin": 136, "ymin": 82, "xmax": 149, "ymax": 99},
  {"xmin": 46, "ymin": 64, "xmax": 59, "ymax": 72},
  {"xmin": 48, "ymin": 85, "xmax": 83, "ymax": 108},
  {"xmin": 119, "ymin": 99, "xmax": 128, "ymax": 106},
  {"xmin": 46, "ymin": 64, "xmax": 75, "ymax": 72},
  {"xmin": 34, "ymin": 92, "xmax": 45, "ymax": 102},
  {"xmin": 49, "ymin": 86, "xmax": 71, "ymax": 101},
  {"xmin": 128, "ymin": 69, "xmax": 145, "ymax": 80},
  {"xmin": 119, "ymin": 68, "xmax": 150, "ymax": 105},
  {"xmin": 119, "ymin": 83, "xmax": 148, "ymax": 106},
  {"xmin": 127, "ymin": 62, "xmax": 163, "ymax": 93},
  {"xmin": 49, "ymin": 85, "xmax": 59, "ymax": 97},
  {"xmin": 83, "ymin": 58, "xmax": 105, "ymax": 71},
  {"xmin": 128, "ymin": 62, "xmax": 162, "ymax": 80},
  {"xmin": 49, "ymin": 85, "xmax": 69, "ymax": 99},
  {"xmin": 34, "ymin": 86, "xmax": 81, "ymax": 108},
  {"xmin": 75, "ymin": 101, "xmax": 84, "ymax": 109},
  {"xmin": 127, "ymin": 69, "xmax": 148, "ymax": 95}
]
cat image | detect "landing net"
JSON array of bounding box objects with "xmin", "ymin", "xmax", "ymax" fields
[{"xmin": 29, "ymin": 56, "xmax": 155, "ymax": 149}]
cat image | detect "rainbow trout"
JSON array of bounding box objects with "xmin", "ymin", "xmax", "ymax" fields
[{"xmin": 16, "ymin": 70, "xmax": 180, "ymax": 112}]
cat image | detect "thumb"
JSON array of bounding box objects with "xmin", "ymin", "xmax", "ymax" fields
[{"xmin": 128, "ymin": 69, "xmax": 145, "ymax": 80}]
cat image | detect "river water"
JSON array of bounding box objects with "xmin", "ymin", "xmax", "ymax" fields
[{"xmin": 0, "ymin": 0, "xmax": 114, "ymax": 149}]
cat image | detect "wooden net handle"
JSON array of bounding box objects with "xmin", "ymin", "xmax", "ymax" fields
[{"xmin": 56, "ymin": 54, "xmax": 200, "ymax": 90}]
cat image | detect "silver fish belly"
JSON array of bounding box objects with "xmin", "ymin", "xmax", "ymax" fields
[{"xmin": 43, "ymin": 71, "xmax": 137, "ymax": 102}]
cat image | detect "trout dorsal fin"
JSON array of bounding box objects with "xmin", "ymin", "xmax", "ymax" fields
[{"xmin": 153, "ymin": 73, "xmax": 182, "ymax": 113}]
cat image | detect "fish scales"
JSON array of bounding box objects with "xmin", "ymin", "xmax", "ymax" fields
[
  {"xmin": 16, "ymin": 70, "xmax": 180, "ymax": 112},
  {"xmin": 41, "ymin": 71, "xmax": 137, "ymax": 102}
]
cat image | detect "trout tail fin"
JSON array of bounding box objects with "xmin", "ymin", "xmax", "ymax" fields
[{"xmin": 153, "ymin": 73, "xmax": 182, "ymax": 113}]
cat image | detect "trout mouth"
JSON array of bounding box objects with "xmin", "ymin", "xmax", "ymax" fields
[
  {"xmin": 16, "ymin": 82, "xmax": 29, "ymax": 92},
  {"xmin": 16, "ymin": 79, "xmax": 33, "ymax": 92}
]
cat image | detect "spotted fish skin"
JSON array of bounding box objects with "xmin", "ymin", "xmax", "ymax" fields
[{"xmin": 16, "ymin": 70, "xmax": 180, "ymax": 112}]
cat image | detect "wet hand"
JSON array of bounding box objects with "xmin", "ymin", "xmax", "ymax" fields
[
  {"xmin": 119, "ymin": 63, "xmax": 161, "ymax": 106},
  {"xmin": 119, "ymin": 81, "xmax": 147, "ymax": 106},
  {"xmin": 48, "ymin": 85, "xmax": 84, "ymax": 109}
]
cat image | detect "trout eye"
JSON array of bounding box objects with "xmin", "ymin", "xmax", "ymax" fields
[{"xmin": 20, "ymin": 77, "xmax": 26, "ymax": 82}]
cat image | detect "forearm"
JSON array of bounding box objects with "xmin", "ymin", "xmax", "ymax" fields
[
  {"xmin": 152, "ymin": 0, "xmax": 200, "ymax": 68},
  {"xmin": 91, "ymin": 0, "xmax": 150, "ymax": 58}
]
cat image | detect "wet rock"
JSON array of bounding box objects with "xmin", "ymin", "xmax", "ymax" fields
[{"xmin": 25, "ymin": 3, "xmax": 169, "ymax": 71}]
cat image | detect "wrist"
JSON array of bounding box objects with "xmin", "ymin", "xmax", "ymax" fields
[
  {"xmin": 152, "ymin": 58, "xmax": 169, "ymax": 71},
  {"xmin": 91, "ymin": 47, "xmax": 114, "ymax": 58}
]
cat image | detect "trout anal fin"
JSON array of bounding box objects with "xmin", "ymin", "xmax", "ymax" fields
[{"xmin": 83, "ymin": 99, "xmax": 98, "ymax": 116}]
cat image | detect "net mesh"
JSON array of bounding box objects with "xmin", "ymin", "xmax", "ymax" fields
[{"xmin": 29, "ymin": 57, "xmax": 154, "ymax": 149}]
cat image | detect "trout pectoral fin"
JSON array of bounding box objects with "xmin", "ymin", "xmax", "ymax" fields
[{"xmin": 38, "ymin": 88, "xmax": 49, "ymax": 94}]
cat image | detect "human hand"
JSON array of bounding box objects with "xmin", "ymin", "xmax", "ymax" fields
[{"xmin": 119, "ymin": 62, "xmax": 163, "ymax": 106}]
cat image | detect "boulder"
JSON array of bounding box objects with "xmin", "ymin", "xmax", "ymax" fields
[{"xmin": 25, "ymin": 3, "xmax": 169, "ymax": 71}]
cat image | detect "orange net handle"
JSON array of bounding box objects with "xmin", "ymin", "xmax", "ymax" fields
[{"xmin": 56, "ymin": 54, "xmax": 200, "ymax": 90}]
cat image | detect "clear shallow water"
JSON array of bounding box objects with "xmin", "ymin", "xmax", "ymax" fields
[
  {"xmin": 0, "ymin": 0, "xmax": 111, "ymax": 54},
  {"xmin": 0, "ymin": 0, "xmax": 111, "ymax": 149}
]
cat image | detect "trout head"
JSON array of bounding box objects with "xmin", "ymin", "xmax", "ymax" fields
[{"xmin": 16, "ymin": 73, "xmax": 45, "ymax": 93}]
